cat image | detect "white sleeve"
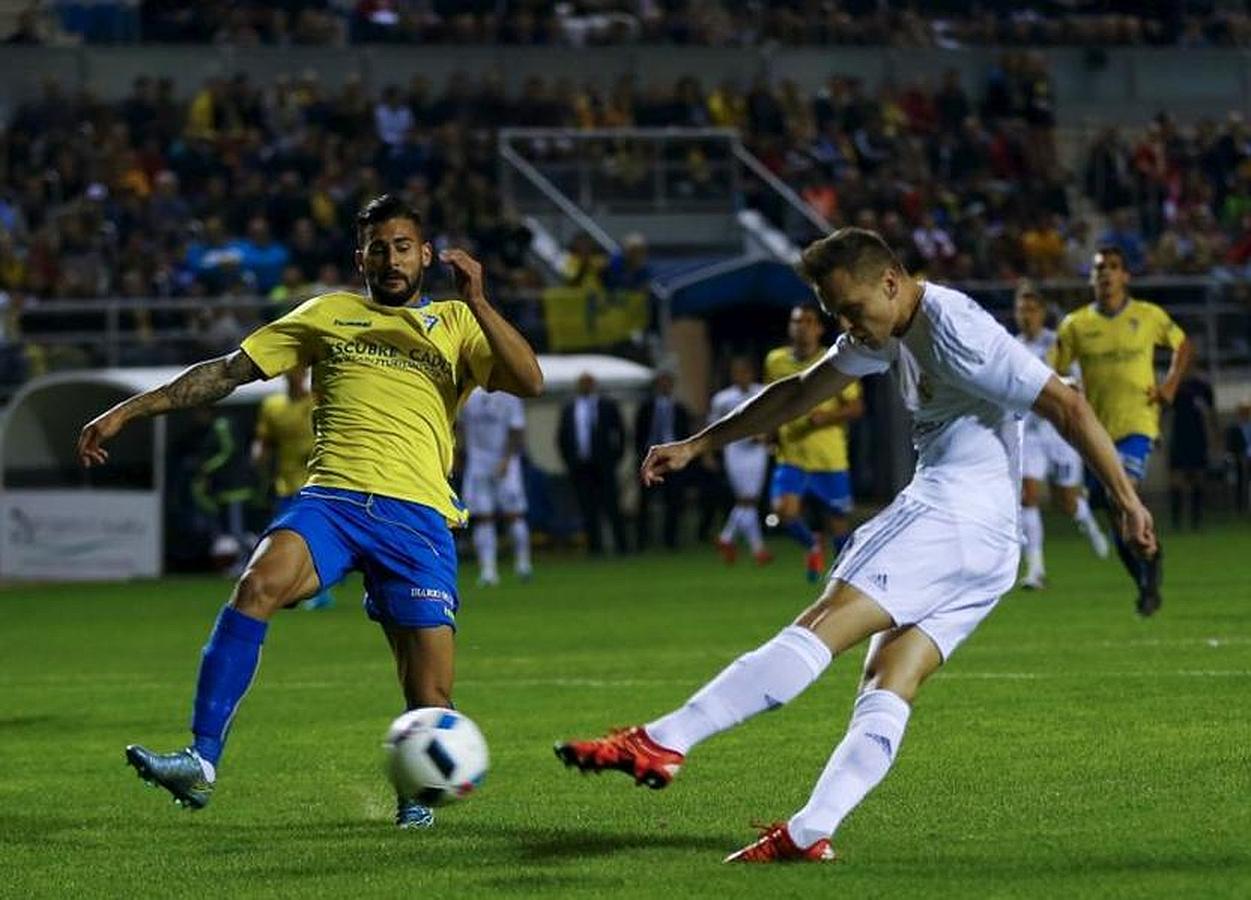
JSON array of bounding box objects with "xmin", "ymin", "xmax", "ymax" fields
[
  {"xmin": 507, "ymin": 395, "xmax": 525, "ymax": 429},
  {"xmin": 825, "ymin": 332, "xmax": 892, "ymax": 377},
  {"xmin": 933, "ymin": 299, "xmax": 1052, "ymax": 414}
]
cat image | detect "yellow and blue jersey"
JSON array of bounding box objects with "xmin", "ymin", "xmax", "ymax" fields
[
  {"xmin": 764, "ymin": 345, "xmax": 860, "ymax": 472},
  {"xmin": 255, "ymin": 392, "xmax": 316, "ymax": 498},
  {"xmin": 1054, "ymin": 299, "xmax": 1185, "ymax": 442},
  {"xmin": 240, "ymin": 290, "xmax": 494, "ymax": 525}
]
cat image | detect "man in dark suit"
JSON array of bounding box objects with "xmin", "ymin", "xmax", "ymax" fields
[
  {"xmin": 1227, "ymin": 401, "xmax": 1251, "ymax": 514},
  {"xmin": 634, "ymin": 371, "xmax": 692, "ymax": 550},
  {"xmin": 558, "ymin": 372, "xmax": 628, "ymax": 555}
]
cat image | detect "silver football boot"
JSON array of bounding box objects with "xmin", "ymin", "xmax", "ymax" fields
[{"xmin": 125, "ymin": 745, "xmax": 215, "ymax": 810}]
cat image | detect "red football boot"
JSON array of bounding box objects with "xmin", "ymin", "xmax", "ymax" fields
[
  {"xmin": 723, "ymin": 822, "xmax": 837, "ymax": 863},
  {"xmin": 715, "ymin": 538, "xmax": 737, "ymax": 565},
  {"xmin": 804, "ymin": 548, "xmax": 825, "ymax": 582},
  {"xmin": 554, "ymin": 726, "xmax": 684, "ymax": 789},
  {"xmin": 753, "ymin": 549, "xmax": 774, "ymax": 566}
]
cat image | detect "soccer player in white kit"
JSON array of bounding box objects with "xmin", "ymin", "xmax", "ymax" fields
[
  {"xmin": 1013, "ymin": 280, "xmax": 1109, "ymax": 589},
  {"xmin": 555, "ymin": 228, "xmax": 1155, "ymax": 862},
  {"xmin": 710, "ymin": 357, "xmax": 771, "ymax": 565},
  {"xmin": 459, "ymin": 387, "xmax": 532, "ymax": 585}
]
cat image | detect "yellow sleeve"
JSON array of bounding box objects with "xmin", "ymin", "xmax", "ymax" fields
[
  {"xmin": 763, "ymin": 350, "xmax": 782, "ymax": 384},
  {"xmin": 839, "ymin": 380, "xmax": 862, "ymax": 403},
  {"xmin": 454, "ymin": 303, "xmax": 494, "ymax": 389},
  {"xmin": 1053, "ymin": 315, "xmax": 1077, "ymax": 374},
  {"xmin": 1153, "ymin": 305, "xmax": 1186, "ymax": 350},
  {"xmin": 240, "ymin": 299, "xmax": 319, "ymax": 378}
]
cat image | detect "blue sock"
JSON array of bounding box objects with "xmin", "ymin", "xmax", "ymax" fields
[
  {"xmin": 783, "ymin": 518, "xmax": 815, "ymax": 550},
  {"xmin": 191, "ymin": 606, "xmax": 267, "ymax": 766}
]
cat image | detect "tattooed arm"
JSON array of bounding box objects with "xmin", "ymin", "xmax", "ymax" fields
[{"xmin": 77, "ymin": 350, "xmax": 263, "ymax": 468}]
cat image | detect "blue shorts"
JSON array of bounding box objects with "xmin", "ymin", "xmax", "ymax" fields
[
  {"xmin": 1085, "ymin": 433, "xmax": 1153, "ymax": 501},
  {"xmin": 264, "ymin": 486, "xmax": 459, "ymax": 630},
  {"xmin": 770, "ymin": 464, "xmax": 853, "ymax": 514}
]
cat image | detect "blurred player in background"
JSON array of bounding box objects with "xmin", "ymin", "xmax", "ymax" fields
[
  {"xmin": 459, "ymin": 386, "xmax": 532, "ymax": 584},
  {"xmin": 1054, "ymin": 246, "xmax": 1191, "ymax": 615},
  {"xmin": 764, "ymin": 304, "xmax": 863, "ymax": 581},
  {"xmin": 557, "ymin": 228, "xmax": 1155, "ymax": 863},
  {"xmin": 251, "ymin": 366, "xmax": 333, "ymax": 609},
  {"xmin": 709, "ymin": 357, "xmax": 771, "ymax": 565},
  {"xmin": 76, "ymin": 194, "xmax": 543, "ymax": 829},
  {"xmin": 1013, "ymin": 281, "xmax": 1109, "ymax": 590}
]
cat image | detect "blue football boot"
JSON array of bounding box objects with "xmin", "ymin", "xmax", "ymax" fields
[{"xmin": 395, "ymin": 797, "xmax": 435, "ymax": 829}]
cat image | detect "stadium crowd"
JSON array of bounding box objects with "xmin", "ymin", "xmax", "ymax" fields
[{"xmin": 10, "ymin": 2, "xmax": 1251, "ymax": 50}]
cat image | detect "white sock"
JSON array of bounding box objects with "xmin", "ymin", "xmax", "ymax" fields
[
  {"xmin": 788, "ymin": 689, "xmax": 911, "ymax": 848},
  {"xmin": 473, "ymin": 521, "xmax": 497, "ymax": 580},
  {"xmin": 191, "ymin": 750, "xmax": 217, "ymax": 783},
  {"xmin": 1020, "ymin": 506, "xmax": 1044, "ymax": 575},
  {"xmin": 510, "ymin": 517, "xmax": 531, "ymax": 573},
  {"xmin": 740, "ymin": 505, "xmax": 765, "ymax": 552},
  {"xmin": 718, "ymin": 511, "xmax": 737, "ymax": 544},
  {"xmin": 645, "ymin": 625, "xmax": 832, "ymax": 755},
  {"xmin": 1073, "ymin": 496, "xmax": 1096, "ymax": 532}
]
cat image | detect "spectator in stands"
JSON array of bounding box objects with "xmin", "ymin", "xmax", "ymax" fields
[
  {"xmin": 604, "ymin": 233, "xmax": 653, "ymax": 292},
  {"xmin": 234, "ymin": 217, "xmax": 290, "ymax": 293},
  {"xmin": 1100, "ymin": 209, "xmax": 1148, "ymax": 273},
  {"xmin": 558, "ymin": 372, "xmax": 628, "ymax": 556},
  {"xmin": 374, "ymin": 84, "xmax": 413, "ymax": 147},
  {"xmin": 562, "ymin": 233, "xmax": 607, "ymax": 290}
]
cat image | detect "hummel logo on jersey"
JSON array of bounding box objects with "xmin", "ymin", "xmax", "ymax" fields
[
  {"xmin": 870, "ymin": 572, "xmax": 888, "ymax": 591},
  {"xmin": 866, "ymin": 732, "xmax": 893, "ymax": 757},
  {"xmin": 763, "ymin": 693, "xmax": 784, "ymax": 711},
  {"xmin": 422, "ymin": 313, "xmax": 439, "ymax": 331},
  {"xmin": 334, "ymin": 318, "xmax": 372, "ymax": 327}
]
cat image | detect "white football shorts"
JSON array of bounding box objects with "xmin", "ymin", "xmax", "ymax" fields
[
  {"xmin": 724, "ymin": 444, "xmax": 769, "ymax": 500},
  {"xmin": 830, "ymin": 494, "xmax": 1019, "ymax": 660},
  {"xmin": 1021, "ymin": 429, "xmax": 1083, "ymax": 488},
  {"xmin": 462, "ymin": 458, "xmax": 527, "ymax": 517}
]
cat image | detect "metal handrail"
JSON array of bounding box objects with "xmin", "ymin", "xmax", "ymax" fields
[
  {"xmin": 730, "ymin": 142, "xmax": 834, "ymax": 235},
  {"xmin": 498, "ymin": 143, "xmax": 621, "ymax": 255}
]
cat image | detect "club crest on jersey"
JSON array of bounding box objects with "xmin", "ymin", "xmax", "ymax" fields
[
  {"xmin": 1129, "ymin": 318, "xmax": 1139, "ymax": 331},
  {"xmin": 422, "ymin": 313, "xmax": 439, "ymax": 331}
]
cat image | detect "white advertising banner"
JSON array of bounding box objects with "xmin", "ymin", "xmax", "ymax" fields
[{"xmin": 0, "ymin": 490, "xmax": 161, "ymax": 580}]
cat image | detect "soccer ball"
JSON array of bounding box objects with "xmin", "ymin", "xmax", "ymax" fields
[{"xmin": 383, "ymin": 708, "xmax": 489, "ymax": 806}]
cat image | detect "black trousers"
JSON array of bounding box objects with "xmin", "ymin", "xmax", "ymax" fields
[{"xmin": 570, "ymin": 462, "xmax": 627, "ymax": 554}]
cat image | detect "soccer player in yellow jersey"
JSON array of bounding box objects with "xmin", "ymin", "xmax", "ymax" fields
[
  {"xmin": 76, "ymin": 195, "xmax": 543, "ymax": 826},
  {"xmin": 1054, "ymin": 245, "xmax": 1191, "ymax": 616},
  {"xmin": 764, "ymin": 303, "xmax": 863, "ymax": 581},
  {"xmin": 250, "ymin": 366, "xmax": 332, "ymax": 609}
]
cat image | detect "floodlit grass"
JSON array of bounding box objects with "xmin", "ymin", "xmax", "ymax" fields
[{"xmin": 2, "ymin": 517, "xmax": 1249, "ymax": 897}]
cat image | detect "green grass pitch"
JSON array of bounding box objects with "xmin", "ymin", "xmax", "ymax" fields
[{"xmin": 2, "ymin": 517, "xmax": 1249, "ymax": 898}]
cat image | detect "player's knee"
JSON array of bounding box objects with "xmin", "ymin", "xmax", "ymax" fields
[
  {"xmin": 860, "ymin": 671, "xmax": 922, "ymax": 703},
  {"xmin": 232, "ymin": 566, "xmax": 288, "ymax": 617}
]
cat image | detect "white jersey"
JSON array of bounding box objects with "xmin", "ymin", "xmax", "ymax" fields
[
  {"xmin": 826, "ymin": 282, "xmax": 1052, "ymax": 539},
  {"xmin": 459, "ymin": 388, "xmax": 525, "ymax": 472},
  {"xmin": 1016, "ymin": 329, "xmax": 1065, "ymax": 442},
  {"xmin": 709, "ymin": 383, "xmax": 768, "ymax": 463}
]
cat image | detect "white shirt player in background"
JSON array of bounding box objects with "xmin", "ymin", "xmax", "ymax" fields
[
  {"xmin": 1013, "ymin": 281, "xmax": 1109, "ymax": 590},
  {"xmin": 709, "ymin": 357, "xmax": 773, "ymax": 565},
  {"xmin": 458, "ymin": 387, "xmax": 532, "ymax": 585},
  {"xmin": 557, "ymin": 228, "xmax": 1155, "ymax": 863}
]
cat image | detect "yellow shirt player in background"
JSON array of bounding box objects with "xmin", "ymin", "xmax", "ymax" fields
[
  {"xmin": 1054, "ymin": 245, "xmax": 1191, "ymax": 617},
  {"xmin": 764, "ymin": 303, "xmax": 864, "ymax": 582},
  {"xmin": 76, "ymin": 194, "xmax": 543, "ymax": 826},
  {"xmin": 250, "ymin": 366, "xmax": 333, "ymax": 610}
]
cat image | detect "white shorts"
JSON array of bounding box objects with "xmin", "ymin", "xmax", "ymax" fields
[
  {"xmin": 830, "ymin": 494, "xmax": 1019, "ymax": 661},
  {"xmin": 1022, "ymin": 430, "xmax": 1083, "ymax": 488},
  {"xmin": 725, "ymin": 446, "xmax": 768, "ymax": 500},
  {"xmin": 462, "ymin": 458, "xmax": 527, "ymax": 517}
]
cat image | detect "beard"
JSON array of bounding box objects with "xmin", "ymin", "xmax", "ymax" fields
[{"xmin": 368, "ymin": 268, "xmax": 423, "ymax": 306}]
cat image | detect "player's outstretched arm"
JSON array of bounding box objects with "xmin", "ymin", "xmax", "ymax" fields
[
  {"xmin": 76, "ymin": 350, "xmax": 263, "ymax": 468},
  {"xmin": 642, "ymin": 358, "xmax": 853, "ymax": 485},
  {"xmin": 442, "ymin": 249, "xmax": 543, "ymax": 398},
  {"xmin": 1033, "ymin": 374, "xmax": 1157, "ymax": 557},
  {"xmin": 1148, "ymin": 335, "xmax": 1193, "ymax": 405}
]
